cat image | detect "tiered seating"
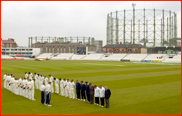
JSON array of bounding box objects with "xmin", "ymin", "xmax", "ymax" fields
[
  {"xmin": 51, "ymin": 53, "xmax": 73, "ymax": 60},
  {"xmin": 144, "ymin": 54, "xmax": 167, "ymax": 60},
  {"xmin": 164, "ymin": 54, "xmax": 181, "ymax": 62},
  {"xmin": 82, "ymin": 54, "xmax": 104, "ymax": 60},
  {"xmin": 123, "ymin": 54, "xmax": 148, "ymax": 61},
  {"xmin": 71, "ymin": 55, "xmax": 85, "ymax": 60},
  {"xmin": 101, "ymin": 54, "xmax": 127, "ymax": 61},
  {"xmin": 36, "ymin": 53, "xmax": 52, "ymax": 58}
]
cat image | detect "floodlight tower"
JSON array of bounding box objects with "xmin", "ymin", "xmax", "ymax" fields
[{"xmin": 132, "ymin": 3, "xmax": 136, "ymax": 44}]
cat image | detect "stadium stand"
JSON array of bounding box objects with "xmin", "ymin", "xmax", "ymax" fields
[
  {"xmin": 123, "ymin": 54, "xmax": 148, "ymax": 61},
  {"xmin": 82, "ymin": 54, "xmax": 104, "ymax": 60},
  {"xmin": 36, "ymin": 53, "xmax": 53, "ymax": 58},
  {"xmin": 101, "ymin": 54, "xmax": 127, "ymax": 61},
  {"xmin": 71, "ymin": 55, "xmax": 86, "ymax": 60},
  {"xmin": 34, "ymin": 53, "xmax": 181, "ymax": 63},
  {"xmin": 1, "ymin": 55, "xmax": 31, "ymax": 60},
  {"xmin": 163, "ymin": 54, "xmax": 181, "ymax": 62},
  {"xmin": 144, "ymin": 54, "xmax": 167, "ymax": 60},
  {"xmin": 51, "ymin": 53, "xmax": 74, "ymax": 60},
  {"xmin": 1, "ymin": 55, "xmax": 14, "ymax": 59}
]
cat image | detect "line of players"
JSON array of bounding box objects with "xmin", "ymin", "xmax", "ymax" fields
[
  {"xmin": 3, "ymin": 72, "xmax": 111, "ymax": 108},
  {"xmin": 33, "ymin": 73, "xmax": 75, "ymax": 99},
  {"xmin": 3, "ymin": 73, "xmax": 35, "ymax": 101},
  {"xmin": 35, "ymin": 73, "xmax": 110, "ymax": 108}
]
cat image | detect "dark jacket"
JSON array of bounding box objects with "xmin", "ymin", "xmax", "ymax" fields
[
  {"xmin": 105, "ymin": 89, "xmax": 111, "ymax": 99},
  {"xmin": 89, "ymin": 85, "xmax": 94, "ymax": 95},
  {"xmin": 85, "ymin": 84, "xmax": 90, "ymax": 94},
  {"xmin": 81, "ymin": 84, "xmax": 86, "ymax": 92},
  {"xmin": 76, "ymin": 82, "xmax": 81, "ymax": 90}
]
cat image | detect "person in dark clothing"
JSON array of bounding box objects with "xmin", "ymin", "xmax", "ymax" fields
[
  {"xmin": 89, "ymin": 83, "xmax": 94, "ymax": 104},
  {"xmin": 80, "ymin": 81, "xmax": 86, "ymax": 101},
  {"xmin": 40, "ymin": 82, "xmax": 46, "ymax": 105},
  {"xmin": 76, "ymin": 80, "xmax": 81, "ymax": 100},
  {"xmin": 85, "ymin": 82, "xmax": 90, "ymax": 103},
  {"xmin": 105, "ymin": 86, "xmax": 111, "ymax": 108}
]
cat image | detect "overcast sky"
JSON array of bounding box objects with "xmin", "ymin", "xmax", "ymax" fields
[{"xmin": 1, "ymin": 1, "xmax": 181, "ymax": 47}]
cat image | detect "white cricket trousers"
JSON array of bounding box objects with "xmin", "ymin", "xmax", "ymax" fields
[
  {"xmin": 62, "ymin": 87, "xmax": 65, "ymax": 96},
  {"xmin": 15, "ymin": 87, "xmax": 18, "ymax": 95},
  {"xmin": 12, "ymin": 85, "xmax": 16, "ymax": 93},
  {"xmin": 65, "ymin": 87, "xmax": 69, "ymax": 97},
  {"xmin": 69, "ymin": 88, "xmax": 72, "ymax": 98},
  {"xmin": 29, "ymin": 90, "xmax": 34, "ymax": 100},
  {"xmin": 23, "ymin": 89, "xmax": 26, "ymax": 97},
  {"xmin": 26, "ymin": 89, "xmax": 28, "ymax": 98},
  {"xmin": 7, "ymin": 83, "xmax": 9, "ymax": 90},
  {"xmin": 55, "ymin": 84, "xmax": 59, "ymax": 94},
  {"xmin": 64, "ymin": 87, "xmax": 67, "ymax": 97},
  {"xmin": 10, "ymin": 85, "xmax": 13, "ymax": 92},
  {"xmin": 35, "ymin": 80, "xmax": 38, "ymax": 89},
  {"xmin": 4, "ymin": 81, "xmax": 6, "ymax": 89},
  {"xmin": 60, "ymin": 85, "xmax": 64, "ymax": 95},
  {"xmin": 69, "ymin": 88, "xmax": 75, "ymax": 99},
  {"xmin": 19, "ymin": 87, "xmax": 23, "ymax": 96},
  {"xmin": 51, "ymin": 83, "xmax": 54, "ymax": 93},
  {"xmin": 39, "ymin": 81, "xmax": 42, "ymax": 90}
]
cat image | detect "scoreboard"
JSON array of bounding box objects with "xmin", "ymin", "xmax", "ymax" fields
[{"xmin": 77, "ymin": 47, "xmax": 86, "ymax": 54}]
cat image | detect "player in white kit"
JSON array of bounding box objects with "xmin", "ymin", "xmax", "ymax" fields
[
  {"xmin": 26, "ymin": 79, "xmax": 30, "ymax": 98},
  {"xmin": 10, "ymin": 76, "xmax": 15, "ymax": 93},
  {"xmin": 22, "ymin": 78, "xmax": 28, "ymax": 97},
  {"xmin": 45, "ymin": 76, "xmax": 48, "ymax": 86},
  {"xmin": 34, "ymin": 73, "xmax": 38, "ymax": 89},
  {"xmin": 3, "ymin": 73, "xmax": 7, "ymax": 89},
  {"xmin": 41, "ymin": 75, "xmax": 44, "ymax": 87},
  {"xmin": 70, "ymin": 79, "xmax": 75, "ymax": 99},
  {"xmin": 54, "ymin": 78, "xmax": 59, "ymax": 94},
  {"xmin": 65, "ymin": 79, "xmax": 70, "ymax": 97},
  {"xmin": 38, "ymin": 74, "xmax": 42, "ymax": 90},
  {"xmin": 28, "ymin": 79, "xmax": 36, "ymax": 101},
  {"xmin": 14, "ymin": 78, "xmax": 19, "ymax": 95},
  {"xmin": 63, "ymin": 78, "xmax": 67, "ymax": 97},
  {"xmin": 49, "ymin": 75, "xmax": 54, "ymax": 93},
  {"xmin": 18, "ymin": 77, "xmax": 23, "ymax": 96},
  {"xmin": 25, "ymin": 72, "xmax": 28, "ymax": 79},
  {"xmin": 28, "ymin": 72, "xmax": 33, "ymax": 80},
  {"xmin": 59, "ymin": 78, "xmax": 64, "ymax": 96}
]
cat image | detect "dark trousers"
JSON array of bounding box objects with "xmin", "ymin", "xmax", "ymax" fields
[
  {"xmin": 41, "ymin": 91, "xmax": 45, "ymax": 104},
  {"xmin": 76, "ymin": 90, "xmax": 80, "ymax": 99},
  {"xmin": 105, "ymin": 99, "xmax": 109, "ymax": 108},
  {"xmin": 81, "ymin": 91, "xmax": 86, "ymax": 99},
  {"xmin": 90, "ymin": 95, "xmax": 94, "ymax": 104},
  {"xmin": 95, "ymin": 97, "xmax": 99, "ymax": 104},
  {"xmin": 100, "ymin": 97, "xmax": 104, "ymax": 106},
  {"xmin": 46, "ymin": 92, "xmax": 51, "ymax": 105},
  {"xmin": 86, "ymin": 93, "xmax": 90, "ymax": 102}
]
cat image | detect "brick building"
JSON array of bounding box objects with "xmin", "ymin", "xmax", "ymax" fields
[
  {"xmin": 102, "ymin": 43, "xmax": 147, "ymax": 53},
  {"xmin": 2, "ymin": 38, "xmax": 18, "ymax": 48}
]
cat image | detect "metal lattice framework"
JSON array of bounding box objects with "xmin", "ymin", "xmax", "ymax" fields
[
  {"xmin": 107, "ymin": 9, "xmax": 177, "ymax": 47},
  {"xmin": 28, "ymin": 36, "xmax": 95, "ymax": 47}
]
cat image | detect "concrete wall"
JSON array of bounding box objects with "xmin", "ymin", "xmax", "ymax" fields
[{"xmin": 141, "ymin": 48, "xmax": 147, "ymax": 54}]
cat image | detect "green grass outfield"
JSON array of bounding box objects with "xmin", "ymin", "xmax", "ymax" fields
[{"xmin": 1, "ymin": 60, "xmax": 181, "ymax": 115}]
